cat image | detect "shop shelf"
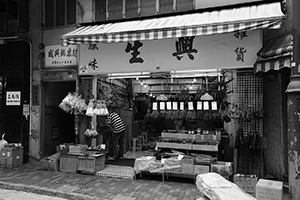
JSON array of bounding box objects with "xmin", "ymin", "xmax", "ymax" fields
[
  {"xmin": 192, "ymin": 143, "xmax": 219, "ymax": 151},
  {"xmin": 161, "ymin": 132, "xmax": 221, "ymax": 141},
  {"xmin": 156, "ymin": 142, "xmax": 192, "ymax": 150}
]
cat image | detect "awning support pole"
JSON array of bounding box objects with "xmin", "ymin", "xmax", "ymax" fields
[{"xmin": 91, "ymin": 76, "xmax": 98, "ymax": 147}]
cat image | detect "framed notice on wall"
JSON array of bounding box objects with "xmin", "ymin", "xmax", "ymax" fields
[
  {"xmin": 6, "ymin": 91, "xmax": 21, "ymax": 106},
  {"xmin": 51, "ymin": 126, "xmax": 59, "ymax": 140}
]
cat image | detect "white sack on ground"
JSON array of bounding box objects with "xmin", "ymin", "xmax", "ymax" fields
[
  {"xmin": 196, "ymin": 172, "xmax": 256, "ymax": 200},
  {"xmin": 133, "ymin": 156, "xmax": 156, "ymax": 173}
]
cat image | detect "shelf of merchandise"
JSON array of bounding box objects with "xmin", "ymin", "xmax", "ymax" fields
[{"xmin": 156, "ymin": 131, "xmax": 220, "ymax": 152}]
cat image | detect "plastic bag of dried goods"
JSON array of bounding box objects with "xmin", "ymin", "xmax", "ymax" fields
[{"xmin": 0, "ymin": 134, "xmax": 8, "ymax": 150}]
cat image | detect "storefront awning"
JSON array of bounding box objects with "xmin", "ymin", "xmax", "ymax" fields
[
  {"xmin": 61, "ymin": 2, "xmax": 284, "ymax": 45},
  {"xmin": 254, "ymin": 34, "xmax": 292, "ymax": 73}
]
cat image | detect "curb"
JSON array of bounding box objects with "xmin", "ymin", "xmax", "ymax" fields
[{"xmin": 0, "ymin": 181, "xmax": 104, "ymax": 200}]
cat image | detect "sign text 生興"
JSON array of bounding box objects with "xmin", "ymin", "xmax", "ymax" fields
[
  {"xmin": 6, "ymin": 91, "xmax": 21, "ymax": 106},
  {"xmin": 79, "ymin": 30, "xmax": 261, "ymax": 75},
  {"xmin": 45, "ymin": 45, "xmax": 78, "ymax": 67}
]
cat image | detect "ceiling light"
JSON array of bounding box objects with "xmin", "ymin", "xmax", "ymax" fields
[{"xmin": 200, "ymin": 92, "xmax": 214, "ymax": 100}]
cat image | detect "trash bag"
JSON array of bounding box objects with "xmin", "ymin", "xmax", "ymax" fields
[{"xmin": 0, "ymin": 134, "xmax": 8, "ymax": 150}]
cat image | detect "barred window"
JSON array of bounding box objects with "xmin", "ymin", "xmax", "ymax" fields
[{"xmin": 44, "ymin": 0, "xmax": 76, "ymax": 28}]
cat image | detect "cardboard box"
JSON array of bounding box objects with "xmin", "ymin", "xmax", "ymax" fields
[
  {"xmin": 256, "ymin": 179, "xmax": 283, "ymax": 200},
  {"xmin": 181, "ymin": 157, "xmax": 194, "ymax": 165},
  {"xmin": 211, "ymin": 161, "xmax": 233, "ymax": 176},
  {"xmin": 0, "ymin": 158, "xmax": 6, "ymax": 167},
  {"xmin": 6, "ymin": 158, "xmax": 19, "ymax": 168},
  {"xmin": 0, "ymin": 146, "xmax": 22, "ymax": 158},
  {"xmin": 48, "ymin": 159, "xmax": 59, "ymax": 171},
  {"xmin": 0, "ymin": 149, "xmax": 6, "ymax": 158},
  {"xmin": 3, "ymin": 147, "xmax": 20, "ymax": 158},
  {"xmin": 194, "ymin": 164, "xmax": 210, "ymax": 175},
  {"xmin": 234, "ymin": 174, "xmax": 258, "ymax": 194},
  {"xmin": 182, "ymin": 164, "xmax": 194, "ymax": 174},
  {"xmin": 78, "ymin": 154, "xmax": 105, "ymax": 174},
  {"xmin": 59, "ymin": 154, "xmax": 78, "ymax": 173}
]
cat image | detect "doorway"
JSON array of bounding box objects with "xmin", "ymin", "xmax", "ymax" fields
[{"xmin": 42, "ymin": 81, "xmax": 76, "ymax": 157}]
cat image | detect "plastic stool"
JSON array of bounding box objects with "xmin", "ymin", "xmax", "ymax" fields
[
  {"xmin": 130, "ymin": 137, "xmax": 142, "ymax": 152},
  {"xmin": 137, "ymin": 135, "xmax": 145, "ymax": 147},
  {"xmin": 141, "ymin": 131, "xmax": 148, "ymax": 145}
]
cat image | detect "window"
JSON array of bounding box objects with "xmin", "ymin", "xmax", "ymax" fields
[{"xmin": 44, "ymin": 0, "xmax": 76, "ymax": 28}]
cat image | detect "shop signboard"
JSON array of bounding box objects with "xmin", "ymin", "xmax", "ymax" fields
[
  {"xmin": 6, "ymin": 91, "xmax": 21, "ymax": 106},
  {"xmin": 45, "ymin": 45, "xmax": 78, "ymax": 67},
  {"xmin": 78, "ymin": 30, "xmax": 261, "ymax": 75}
]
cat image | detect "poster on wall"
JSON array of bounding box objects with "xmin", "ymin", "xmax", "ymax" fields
[
  {"xmin": 51, "ymin": 126, "xmax": 59, "ymax": 140},
  {"xmin": 6, "ymin": 91, "xmax": 21, "ymax": 106}
]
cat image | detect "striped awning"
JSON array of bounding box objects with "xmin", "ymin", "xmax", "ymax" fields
[
  {"xmin": 254, "ymin": 34, "xmax": 293, "ymax": 73},
  {"xmin": 61, "ymin": 2, "xmax": 285, "ymax": 45}
]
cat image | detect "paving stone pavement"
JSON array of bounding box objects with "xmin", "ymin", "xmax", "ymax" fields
[{"xmin": 0, "ymin": 161, "xmax": 202, "ymax": 200}]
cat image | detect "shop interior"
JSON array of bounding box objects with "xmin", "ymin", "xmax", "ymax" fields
[
  {"xmin": 53, "ymin": 67, "xmax": 263, "ymax": 180},
  {"xmin": 121, "ymin": 69, "xmax": 233, "ymax": 161}
]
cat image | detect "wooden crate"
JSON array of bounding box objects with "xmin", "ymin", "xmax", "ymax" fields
[
  {"xmin": 59, "ymin": 154, "xmax": 78, "ymax": 173},
  {"xmin": 77, "ymin": 154, "xmax": 105, "ymax": 174}
]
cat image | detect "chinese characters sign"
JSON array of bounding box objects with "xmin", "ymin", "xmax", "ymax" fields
[
  {"xmin": 172, "ymin": 36, "xmax": 198, "ymax": 60},
  {"xmin": 6, "ymin": 91, "xmax": 21, "ymax": 106},
  {"xmin": 125, "ymin": 41, "xmax": 144, "ymax": 63},
  {"xmin": 45, "ymin": 45, "xmax": 78, "ymax": 67},
  {"xmin": 79, "ymin": 30, "xmax": 261, "ymax": 75},
  {"xmin": 234, "ymin": 31, "xmax": 248, "ymax": 62}
]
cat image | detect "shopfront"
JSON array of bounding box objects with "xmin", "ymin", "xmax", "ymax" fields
[
  {"xmin": 57, "ymin": 1, "xmax": 285, "ymax": 178},
  {"xmin": 40, "ymin": 44, "xmax": 78, "ymax": 157}
]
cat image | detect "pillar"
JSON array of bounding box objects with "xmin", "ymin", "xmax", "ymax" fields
[
  {"xmin": 286, "ymin": 75, "xmax": 300, "ymax": 199},
  {"xmin": 288, "ymin": 1, "xmax": 300, "ymax": 198}
]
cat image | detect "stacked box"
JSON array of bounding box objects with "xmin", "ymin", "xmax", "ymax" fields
[
  {"xmin": 77, "ymin": 154, "xmax": 105, "ymax": 174},
  {"xmin": 256, "ymin": 179, "xmax": 283, "ymax": 200},
  {"xmin": 211, "ymin": 161, "xmax": 233, "ymax": 177},
  {"xmin": 59, "ymin": 154, "xmax": 78, "ymax": 173},
  {"xmin": 234, "ymin": 174, "xmax": 258, "ymax": 194},
  {"xmin": 19, "ymin": 146, "xmax": 24, "ymax": 165},
  {"xmin": 0, "ymin": 157, "xmax": 6, "ymax": 167},
  {"xmin": 41, "ymin": 153, "xmax": 60, "ymax": 171},
  {"xmin": 181, "ymin": 157, "xmax": 194, "ymax": 174},
  {"xmin": 194, "ymin": 164, "xmax": 210, "ymax": 175},
  {"xmin": 0, "ymin": 146, "xmax": 23, "ymax": 168}
]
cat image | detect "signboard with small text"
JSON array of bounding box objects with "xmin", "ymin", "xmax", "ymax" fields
[
  {"xmin": 78, "ymin": 30, "xmax": 261, "ymax": 75},
  {"xmin": 45, "ymin": 45, "xmax": 78, "ymax": 67},
  {"xmin": 6, "ymin": 91, "xmax": 21, "ymax": 106}
]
